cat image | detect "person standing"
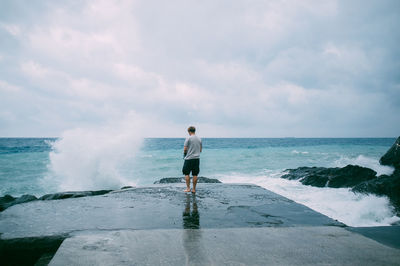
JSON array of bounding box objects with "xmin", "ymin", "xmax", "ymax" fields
[{"xmin": 182, "ymin": 126, "xmax": 202, "ymax": 193}]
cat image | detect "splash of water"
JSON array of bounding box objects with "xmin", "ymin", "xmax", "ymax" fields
[
  {"xmin": 43, "ymin": 114, "xmax": 143, "ymax": 191},
  {"xmin": 333, "ymin": 155, "xmax": 394, "ymax": 176}
]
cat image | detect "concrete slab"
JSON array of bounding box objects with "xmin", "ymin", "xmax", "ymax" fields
[
  {"xmin": 0, "ymin": 184, "xmax": 342, "ymax": 239},
  {"xmin": 2, "ymin": 183, "xmax": 399, "ymax": 265},
  {"xmin": 50, "ymin": 227, "xmax": 400, "ymax": 266}
]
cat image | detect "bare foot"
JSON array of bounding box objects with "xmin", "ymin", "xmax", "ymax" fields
[
  {"xmin": 184, "ymin": 188, "xmax": 191, "ymax": 192},
  {"xmin": 191, "ymin": 189, "xmax": 196, "ymax": 193}
]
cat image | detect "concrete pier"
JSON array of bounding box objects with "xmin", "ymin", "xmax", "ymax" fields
[
  {"xmin": 1, "ymin": 183, "xmax": 399, "ymax": 265},
  {"xmin": 50, "ymin": 227, "xmax": 400, "ymax": 266}
]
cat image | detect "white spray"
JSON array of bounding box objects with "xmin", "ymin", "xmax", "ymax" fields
[
  {"xmin": 218, "ymin": 171, "xmax": 400, "ymax": 227},
  {"xmin": 44, "ymin": 113, "xmax": 143, "ymax": 191},
  {"xmin": 333, "ymin": 154, "xmax": 394, "ymax": 176}
]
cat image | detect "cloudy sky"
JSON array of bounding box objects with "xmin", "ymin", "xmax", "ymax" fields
[{"xmin": 0, "ymin": 0, "xmax": 399, "ymax": 137}]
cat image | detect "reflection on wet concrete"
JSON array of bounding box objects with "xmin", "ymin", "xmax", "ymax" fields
[
  {"xmin": 183, "ymin": 193, "xmax": 200, "ymax": 229},
  {"xmin": 182, "ymin": 194, "xmax": 210, "ymax": 265}
]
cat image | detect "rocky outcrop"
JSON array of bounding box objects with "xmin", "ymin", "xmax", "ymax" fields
[
  {"xmin": 121, "ymin": 186, "xmax": 134, "ymax": 189},
  {"xmin": 0, "ymin": 194, "xmax": 37, "ymax": 211},
  {"xmin": 282, "ymin": 137, "xmax": 400, "ymax": 214},
  {"xmin": 154, "ymin": 177, "xmax": 222, "ymax": 184},
  {"xmin": 39, "ymin": 190, "xmax": 112, "ymax": 200},
  {"xmin": 352, "ymin": 169, "xmax": 400, "ymax": 213},
  {"xmin": 0, "ymin": 190, "xmax": 112, "ymax": 212},
  {"xmin": 282, "ymin": 165, "xmax": 400, "ymax": 213},
  {"xmin": 380, "ymin": 136, "xmax": 400, "ymax": 169},
  {"xmin": 281, "ymin": 165, "xmax": 377, "ymax": 188}
]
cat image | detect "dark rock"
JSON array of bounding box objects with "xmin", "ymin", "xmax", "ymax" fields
[
  {"xmin": 39, "ymin": 190, "xmax": 112, "ymax": 200},
  {"xmin": 154, "ymin": 176, "xmax": 222, "ymax": 184},
  {"xmin": 155, "ymin": 177, "xmax": 182, "ymax": 184},
  {"xmin": 282, "ymin": 165, "xmax": 377, "ymax": 188},
  {"xmin": 0, "ymin": 195, "xmax": 16, "ymax": 206},
  {"xmin": 13, "ymin": 194, "xmax": 37, "ymax": 204},
  {"xmin": 282, "ymin": 167, "xmax": 329, "ymax": 187},
  {"xmin": 0, "ymin": 190, "xmax": 112, "ymax": 212},
  {"xmin": 380, "ymin": 136, "xmax": 400, "ymax": 169},
  {"xmin": 328, "ymin": 165, "xmax": 377, "ymax": 187},
  {"xmin": 0, "ymin": 194, "xmax": 37, "ymax": 212},
  {"xmin": 352, "ymin": 169, "xmax": 400, "ymax": 213},
  {"xmin": 121, "ymin": 186, "xmax": 134, "ymax": 189}
]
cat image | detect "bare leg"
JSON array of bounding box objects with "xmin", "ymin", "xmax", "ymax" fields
[
  {"xmin": 184, "ymin": 175, "xmax": 191, "ymax": 192},
  {"xmin": 192, "ymin": 176, "xmax": 198, "ymax": 193}
]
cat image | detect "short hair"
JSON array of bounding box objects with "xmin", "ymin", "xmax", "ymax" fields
[{"xmin": 187, "ymin": 126, "xmax": 196, "ymax": 133}]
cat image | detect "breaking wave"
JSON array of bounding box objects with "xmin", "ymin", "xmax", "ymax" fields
[{"xmin": 43, "ymin": 113, "xmax": 143, "ymax": 191}]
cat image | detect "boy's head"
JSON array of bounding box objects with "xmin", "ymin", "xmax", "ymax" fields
[{"xmin": 187, "ymin": 126, "xmax": 196, "ymax": 134}]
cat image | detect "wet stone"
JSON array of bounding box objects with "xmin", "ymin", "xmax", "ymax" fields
[{"xmin": 0, "ymin": 183, "xmax": 343, "ymax": 239}]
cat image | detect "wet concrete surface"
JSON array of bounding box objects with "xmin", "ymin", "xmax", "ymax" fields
[
  {"xmin": 0, "ymin": 183, "xmax": 343, "ymax": 239},
  {"xmin": 1, "ymin": 183, "xmax": 399, "ymax": 265},
  {"xmin": 50, "ymin": 227, "xmax": 400, "ymax": 266}
]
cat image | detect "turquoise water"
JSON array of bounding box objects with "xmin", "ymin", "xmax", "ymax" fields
[
  {"xmin": 1, "ymin": 137, "xmax": 398, "ymax": 227},
  {"xmin": 0, "ymin": 138, "xmax": 53, "ymax": 196},
  {"xmin": 133, "ymin": 138, "xmax": 393, "ymax": 184},
  {"xmin": 0, "ymin": 138, "xmax": 394, "ymax": 195}
]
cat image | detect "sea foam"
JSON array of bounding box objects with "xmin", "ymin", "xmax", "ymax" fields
[
  {"xmin": 333, "ymin": 155, "xmax": 394, "ymax": 176},
  {"xmin": 218, "ymin": 171, "xmax": 400, "ymax": 227}
]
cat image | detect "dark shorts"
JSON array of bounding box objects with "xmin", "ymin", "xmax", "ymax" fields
[{"xmin": 182, "ymin": 159, "xmax": 200, "ymax": 176}]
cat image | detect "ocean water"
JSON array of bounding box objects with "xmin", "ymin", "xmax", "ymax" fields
[{"xmin": 0, "ymin": 137, "xmax": 398, "ymax": 227}]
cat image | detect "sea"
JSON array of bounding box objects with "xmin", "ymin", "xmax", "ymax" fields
[{"xmin": 0, "ymin": 137, "xmax": 398, "ymax": 227}]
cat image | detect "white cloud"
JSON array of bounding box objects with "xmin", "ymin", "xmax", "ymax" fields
[
  {"xmin": 244, "ymin": 0, "xmax": 337, "ymax": 38},
  {"xmin": 28, "ymin": 26, "xmax": 124, "ymax": 62},
  {"xmin": 0, "ymin": 0, "xmax": 399, "ymax": 137},
  {"xmin": 321, "ymin": 44, "xmax": 372, "ymax": 74},
  {"xmin": 0, "ymin": 111, "xmax": 16, "ymax": 121},
  {"xmin": 0, "ymin": 80, "xmax": 21, "ymax": 92},
  {"xmin": 324, "ymin": 43, "xmax": 342, "ymax": 57},
  {"xmin": 21, "ymin": 61, "xmax": 49, "ymax": 78},
  {"xmin": 1, "ymin": 23, "xmax": 21, "ymax": 36}
]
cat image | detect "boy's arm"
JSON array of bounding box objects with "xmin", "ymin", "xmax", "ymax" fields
[{"xmin": 183, "ymin": 138, "xmax": 189, "ymax": 157}]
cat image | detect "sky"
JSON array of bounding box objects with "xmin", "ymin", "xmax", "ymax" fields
[{"xmin": 0, "ymin": 0, "xmax": 399, "ymax": 137}]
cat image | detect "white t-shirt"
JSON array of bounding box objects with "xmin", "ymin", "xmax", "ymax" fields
[{"xmin": 184, "ymin": 135, "xmax": 202, "ymax": 160}]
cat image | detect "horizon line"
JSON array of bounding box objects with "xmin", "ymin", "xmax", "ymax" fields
[{"xmin": 0, "ymin": 136, "xmax": 397, "ymax": 139}]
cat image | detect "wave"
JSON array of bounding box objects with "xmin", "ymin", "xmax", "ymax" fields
[
  {"xmin": 218, "ymin": 171, "xmax": 400, "ymax": 227},
  {"xmin": 291, "ymin": 150, "xmax": 309, "ymax": 154},
  {"xmin": 42, "ymin": 114, "xmax": 143, "ymax": 192},
  {"xmin": 333, "ymin": 155, "xmax": 394, "ymax": 176}
]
